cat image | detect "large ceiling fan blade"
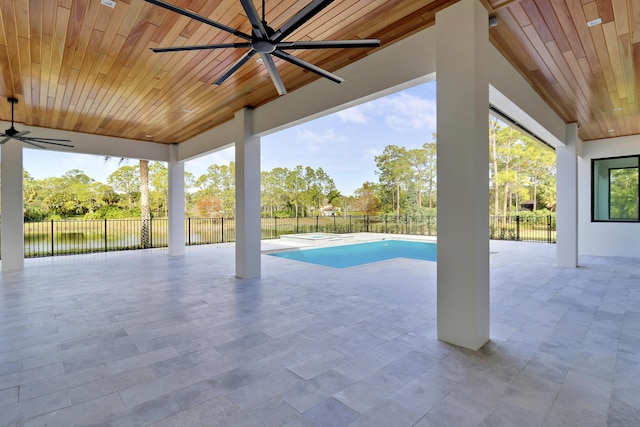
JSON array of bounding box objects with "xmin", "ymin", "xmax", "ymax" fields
[
  {"xmin": 0, "ymin": 136, "xmax": 11, "ymax": 144},
  {"xmin": 23, "ymin": 137, "xmax": 74, "ymax": 148},
  {"xmin": 272, "ymin": 0, "xmax": 334, "ymax": 42},
  {"xmin": 278, "ymin": 40, "xmax": 381, "ymax": 50},
  {"xmin": 214, "ymin": 50, "xmax": 257, "ymax": 85},
  {"xmin": 259, "ymin": 53, "xmax": 287, "ymax": 95},
  {"xmin": 272, "ymin": 50, "xmax": 343, "ymax": 84},
  {"xmin": 152, "ymin": 43, "xmax": 251, "ymax": 53},
  {"xmin": 239, "ymin": 0, "xmax": 269, "ymax": 38},
  {"xmin": 144, "ymin": 0, "xmax": 251, "ymax": 41},
  {"xmin": 21, "ymin": 140, "xmax": 45, "ymax": 149},
  {"xmin": 13, "ymin": 129, "xmax": 30, "ymax": 137}
]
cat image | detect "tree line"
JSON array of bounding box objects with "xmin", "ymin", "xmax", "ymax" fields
[{"xmin": 21, "ymin": 120, "xmax": 555, "ymax": 221}]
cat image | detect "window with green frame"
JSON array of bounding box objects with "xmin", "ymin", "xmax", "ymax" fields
[{"xmin": 592, "ymin": 155, "xmax": 640, "ymax": 222}]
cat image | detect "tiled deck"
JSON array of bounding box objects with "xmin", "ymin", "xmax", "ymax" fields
[{"xmin": 0, "ymin": 240, "xmax": 638, "ymax": 426}]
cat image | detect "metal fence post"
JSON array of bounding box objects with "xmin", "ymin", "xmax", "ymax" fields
[
  {"xmin": 221, "ymin": 217, "xmax": 224, "ymax": 243},
  {"xmin": 104, "ymin": 218, "xmax": 108, "ymax": 252},
  {"xmin": 547, "ymin": 215, "xmax": 552, "ymax": 243},
  {"xmin": 516, "ymin": 215, "xmax": 521, "ymax": 241},
  {"xmin": 51, "ymin": 219, "xmax": 55, "ymax": 256},
  {"xmin": 274, "ymin": 216, "xmax": 278, "ymax": 238},
  {"xmin": 188, "ymin": 218, "xmax": 191, "ymax": 245},
  {"xmin": 349, "ymin": 215, "xmax": 352, "ymax": 233},
  {"xmin": 316, "ymin": 215, "xmax": 319, "ymax": 232},
  {"xmin": 333, "ymin": 214, "xmax": 336, "ymax": 233},
  {"xmin": 296, "ymin": 216, "xmax": 299, "ymax": 233}
]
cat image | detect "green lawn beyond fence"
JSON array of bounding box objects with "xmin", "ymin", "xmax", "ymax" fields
[{"xmin": 17, "ymin": 215, "xmax": 555, "ymax": 258}]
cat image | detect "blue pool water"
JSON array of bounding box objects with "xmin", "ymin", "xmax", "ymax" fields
[{"xmin": 269, "ymin": 239, "xmax": 437, "ymax": 268}]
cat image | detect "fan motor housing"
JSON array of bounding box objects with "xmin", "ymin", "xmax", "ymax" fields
[{"xmin": 252, "ymin": 39, "xmax": 276, "ymax": 53}]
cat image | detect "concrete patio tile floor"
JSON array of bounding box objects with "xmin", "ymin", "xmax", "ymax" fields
[{"xmin": 0, "ymin": 239, "xmax": 638, "ymax": 426}]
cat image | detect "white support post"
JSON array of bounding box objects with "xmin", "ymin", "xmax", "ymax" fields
[
  {"xmin": 435, "ymin": 0, "xmax": 490, "ymax": 350},
  {"xmin": 234, "ymin": 108, "xmax": 261, "ymax": 279},
  {"xmin": 1, "ymin": 140, "xmax": 25, "ymax": 271},
  {"xmin": 556, "ymin": 123, "xmax": 579, "ymax": 267},
  {"xmin": 168, "ymin": 143, "xmax": 185, "ymax": 256}
]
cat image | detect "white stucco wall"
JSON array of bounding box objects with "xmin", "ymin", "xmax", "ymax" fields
[{"xmin": 579, "ymin": 135, "xmax": 640, "ymax": 257}]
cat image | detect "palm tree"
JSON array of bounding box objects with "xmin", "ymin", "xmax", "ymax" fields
[
  {"xmin": 139, "ymin": 160, "xmax": 151, "ymax": 248},
  {"xmin": 105, "ymin": 157, "xmax": 152, "ymax": 248}
]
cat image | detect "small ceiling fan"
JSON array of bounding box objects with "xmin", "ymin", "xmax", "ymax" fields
[
  {"xmin": 1, "ymin": 98, "xmax": 73, "ymax": 149},
  {"xmin": 145, "ymin": 0, "xmax": 380, "ymax": 95}
]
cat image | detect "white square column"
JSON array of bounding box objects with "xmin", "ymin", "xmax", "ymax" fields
[
  {"xmin": 436, "ymin": 0, "xmax": 490, "ymax": 350},
  {"xmin": 234, "ymin": 108, "xmax": 261, "ymax": 279},
  {"xmin": 168, "ymin": 143, "xmax": 185, "ymax": 256},
  {"xmin": 556, "ymin": 123, "xmax": 579, "ymax": 267},
  {"xmin": 1, "ymin": 140, "xmax": 25, "ymax": 271}
]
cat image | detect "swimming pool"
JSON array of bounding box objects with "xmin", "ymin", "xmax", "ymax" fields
[{"xmin": 268, "ymin": 239, "xmax": 437, "ymax": 268}]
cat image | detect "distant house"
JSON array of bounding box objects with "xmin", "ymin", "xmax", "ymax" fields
[
  {"xmin": 519, "ymin": 200, "xmax": 535, "ymax": 211},
  {"xmin": 321, "ymin": 205, "xmax": 336, "ymax": 216}
]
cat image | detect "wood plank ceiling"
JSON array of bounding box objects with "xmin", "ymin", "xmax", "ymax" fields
[{"xmin": 0, "ymin": 0, "xmax": 637, "ymax": 144}]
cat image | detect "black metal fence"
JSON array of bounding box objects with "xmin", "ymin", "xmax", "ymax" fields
[
  {"xmin": 490, "ymin": 215, "xmax": 556, "ymax": 243},
  {"xmin": 19, "ymin": 214, "xmax": 555, "ymax": 258}
]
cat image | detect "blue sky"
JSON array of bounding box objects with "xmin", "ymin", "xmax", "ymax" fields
[{"xmin": 23, "ymin": 81, "xmax": 437, "ymax": 196}]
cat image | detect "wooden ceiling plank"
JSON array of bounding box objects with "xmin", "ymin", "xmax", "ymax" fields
[
  {"xmin": 566, "ymin": 0, "xmax": 603, "ymax": 76},
  {"xmin": 28, "ymin": 0, "xmax": 43, "ymax": 64},
  {"xmin": 520, "ymin": 0, "xmax": 554, "ymax": 43},
  {"xmin": 522, "ymin": 24, "xmax": 581, "ymax": 116},
  {"xmin": 59, "ymin": 67, "xmax": 79, "ymax": 127},
  {"xmin": 0, "ymin": 1, "xmax": 24, "ymax": 96},
  {"xmin": 596, "ymin": 0, "xmax": 615, "ymax": 24},
  {"xmin": 58, "ymin": 0, "xmax": 85, "ymax": 86},
  {"xmin": 562, "ymin": 49, "xmax": 603, "ymax": 119},
  {"xmin": 99, "ymin": 34, "xmax": 126, "ymax": 75},
  {"xmin": 303, "ymin": 0, "xmax": 376, "ymax": 40},
  {"xmin": 633, "ymin": 42, "xmax": 640, "ymax": 105},
  {"xmin": 29, "ymin": 61, "xmax": 41, "ymax": 116},
  {"xmin": 535, "ymin": 0, "xmax": 571, "ymax": 52},
  {"xmin": 117, "ymin": 0, "xmax": 146, "ymax": 37},
  {"xmin": 589, "ymin": 27, "xmax": 619, "ymax": 107},
  {"xmin": 69, "ymin": 30, "xmax": 104, "ymax": 110},
  {"xmin": 630, "ymin": 0, "xmax": 640, "ymax": 43},
  {"xmin": 508, "ymin": 1, "xmax": 532, "ymax": 27},
  {"xmin": 51, "ymin": 82, "xmax": 67, "ymax": 126},
  {"xmin": 46, "ymin": 5, "xmax": 71, "ymax": 108},
  {"xmin": 97, "ymin": 0, "xmax": 130, "ymax": 54},
  {"xmin": 611, "ymin": 0, "xmax": 629, "ymax": 35},
  {"xmin": 546, "ymin": 39, "xmax": 593, "ymax": 120},
  {"xmin": 14, "ymin": 0, "xmax": 29, "ymax": 40},
  {"xmin": 41, "ymin": 0, "xmax": 56, "ymax": 36},
  {"xmin": 601, "ymin": 21, "xmax": 627, "ymax": 99},
  {"xmin": 39, "ymin": 34, "xmax": 52, "ymax": 109},
  {"xmin": 549, "ymin": 0, "xmax": 586, "ymax": 58},
  {"xmin": 71, "ymin": 0, "xmax": 102, "ymax": 71},
  {"xmin": 123, "ymin": 22, "xmax": 161, "ymax": 69},
  {"xmin": 18, "ymin": 35, "xmax": 31, "ymax": 86},
  {"xmin": 618, "ymin": 33, "xmax": 636, "ymax": 110}
]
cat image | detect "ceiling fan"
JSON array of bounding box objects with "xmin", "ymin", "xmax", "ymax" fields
[
  {"xmin": 145, "ymin": 0, "xmax": 380, "ymax": 95},
  {"xmin": 1, "ymin": 98, "xmax": 73, "ymax": 149}
]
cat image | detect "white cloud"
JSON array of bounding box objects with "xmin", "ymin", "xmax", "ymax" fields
[
  {"xmin": 185, "ymin": 147, "xmax": 234, "ymax": 177},
  {"xmin": 363, "ymin": 147, "xmax": 381, "ymax": 160},
  {"xmin": 296, "ymin": 129, "xmax": 344, "ymax": 143},
  {"xmin": 336, "ymin": 106, "xmax": 368, "ymax": 124},
  {"xmin": 333, "ymin": 92, "xmax": 437, "ymax": 133},
  {"xmin": 376, "ymin": 93, "xmax": 437, "ymax": 132}
]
